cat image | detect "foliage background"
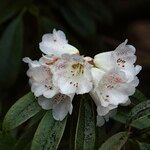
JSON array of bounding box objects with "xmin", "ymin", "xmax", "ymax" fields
[{"xmin": 0, "ymin": 0, "xmax": 150, "ymax": 149}]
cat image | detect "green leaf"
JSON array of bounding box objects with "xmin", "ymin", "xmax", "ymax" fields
[
  {"xmin": 14, "ymin": 123, "xmax": 38, "ymax": 150},
  {"xmin": 125, "ymin": 139, "xmax": 140, "ymax": 150},
  {"xmin": 69, "ymin": 97, "xmax": 80, "ymax": 150},
  {"xmin": 27, "ymin": 5, "xmax": 39, "ymax": 17},
  {"xmin": 99, "ymin": 132, "xmax": 129, "ymax": 150},
  {"xmin": 132, "ymin": 127, "xmax": 150, "ymax": 143},
  {"xmin": 39, "ymin": 16, "xmax": 62, "ymax": 33},
  {"xmin": 0, "ymin": 2, "xmax": 26, "ymax": 25},
  {"xmin": 126, "ymin": 100, "xmax": 150, "ymax": 127},
  {"xmin": 75, "ymin": 96, "xmax": 96, "ymax": 150},
  {"xmin": 27, "ymin": 110, "xmax": 46, "ymax": 128},
  {"xmin": 139, "ymin": 142, "xmax": 150, "ymax": 150},
  {"xmin": 96, "ymin": 126, "xmax": 110, "ymax": 149},
  {"xmin": 0, "ymin": 10, "xmax": 24, "ymax": 87},
  {"xmin": 0, "ymin": 9, "xmax": 16, "ymax": 25},
  {"xmin": 61, "ymin": 1, "xmax": 96, "ymax": 37},
  {"xmin": 0, "ymin": 131, "xmax": 16, "ymax": 150},
  {"xmin": 132, "ymin": 89, "xmax": 147, "ymax": 102},
  {"xmin": 14, "ymin": 110, "xmax": 45, "ymax": 150},
  {"xmin": 134, "ymin": 126, "xmax": 150, "ymax": 136},
  {"xmin": 31, "ymin": 110, "xmax": 67, "ymax": 150},
  {"xmin": 113, "ymin": 109, "xmax": 150, "ymax": 129},
  {"xmin": 131, "ymin": 117, "xmax": 150, "ymax": 129},
  {"xmin": 3, "ymin": 92, "xmax": 41, "ymax": 131}
]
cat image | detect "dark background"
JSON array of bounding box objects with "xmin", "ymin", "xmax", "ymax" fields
[{"xmin": 0, "ymin": 0, "xmax": 150, "ymax": 131}]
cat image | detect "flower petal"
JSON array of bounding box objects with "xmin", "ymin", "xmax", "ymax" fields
[
  {"xmin": 39, "ymin": 29, "xmax": 79, "ymax": 56},
  {"xmin": 96, "ymin": 115, "xmax": 105, "ymax": 127},
  {"xmin": 52, "ymin": 94, "xmax": 74, "ymax": 121},
  {"xmin": 52, "ymin": 54, "xmax": 93, "ymax": 95},
  {"xmin": 38, "ymin": 96, "xmax": 53, "ymax": 110},
  {"xmin": 94, "ymin": 51, "xmax": 114, "ymax": 71},
  {"xmin": 91, "ymin": 68, "xmax": 105, "ymax": 89},
  {"xmin": 76, "ymin": 77, "xmax": 93, "ymax": 94},
  {"xmin": 96, "ymin": 108, "xmax": 117, "ymax": 127},
  {"xmin": 24, "ymin": 57, "xmax": 59, "ymax": 98},
  {"xmin": 23, "ymin": 57, "xmax": 41, "ymax": 67},
  {"xmin": 97, "ymin": 104, "xmax": 117, "ymax": 116}
]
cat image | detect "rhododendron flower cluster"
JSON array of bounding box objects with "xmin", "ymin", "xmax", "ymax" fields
[{"xmin": 23, "ymin": 29, "xmax": 141, "ymax": 125}]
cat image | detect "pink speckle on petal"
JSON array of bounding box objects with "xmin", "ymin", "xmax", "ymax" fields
[{"xmin": 57, "ymin": 62, "xmax": 66, "ymax": 69}]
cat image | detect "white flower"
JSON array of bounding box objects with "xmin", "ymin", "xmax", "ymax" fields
[
  {"xmin": 94, "ymin": 39, "xmax": 142, "ymax": 81},
  {"xmin": 39, "ymin": 29, "xmax": 79, "ymax": 57},
  {"xmin": 51, "ymin": 54, "xmax": 93, "ymax": 95},
  {"xmin": 90, "ymin": 68, "xmax": 139, "ymax": 114},
  {"xmin": 90, "ymin": 40, "xmax": 141, "ymax": 118},
  {"xmin": 23, "ymin": 57, "xmax": 59, "ymax": 98},
  {"xmin": 90, "ymin": 68, "xmax": 139, "ymax": 126},
  {"xmin": 38, "ymin": 93, "xmax": 74, "ymax": 121},
  {"xmin": 24, "ymin": 33, "xmax": 142, "ymax": 123}
]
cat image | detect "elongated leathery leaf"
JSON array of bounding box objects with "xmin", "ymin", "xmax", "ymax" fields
[
  {"xmin": 132, "ymin": 89, "xmax": 147, "ymax": 102},
  {"xmin": 75, "ymin": 96, "xmax": 96, "ymax": 150},
  {"xmin": 3, "ymin": 92, "xmax": 41, "ymax": 131},
  {"xmin": 99, "ymin": 132, "xmax": 129, "ymax": 150},
  {"xmin": 126, "ymin": 100, "xmax": 150, "ymax": 127},
  {"xmin": 0, "ymin": 131, "xmax": 16, "ymax": 150},
  {"xmin": 14, "ymin": 123, "xmax": 38, "ymax": 150},
  {"xmin": 0, "ymin": 10, "xmax": 24, "ymax": 87},
  {"xmin": 31, "ymin": 110, "xmax": 67, "ymax": 150},
  {"xmin": 113, "ymin": 109, "xmax": 150, "ymax": 129}
]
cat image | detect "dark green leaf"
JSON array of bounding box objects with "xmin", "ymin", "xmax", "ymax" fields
[
  {"xmin": 132, "ymin": 89, "xmax": 147, "ymax": 102},
  {"xmin": 0, "ymin": 2, "xmax": 26, "ymax": 25},
  {"xmin": 131, "ymin": 117, "xmax": 150, "ymax": 129},
  {"xmin": 139, "ymin": 142, "xmax": 150, "ymax": 150},
  {"xmin": 99, "ymin": 132, "xmax": 129, "ymax": 150},
  {"xmin": 39, "ymin": 16, "xmax": 62, "ymax": 33},
  {"xmin": 135, "ymin": 136, "xmax": 150, "ymax": 144},
  {"xmin": 0, "ymin": 131, "xmax": 16, "ymax": 150},
  {"xmin": 3, "ymin": 92, "xmax": 41, "ymax": 131},
  {"xmin": 96, "ymin": 126, "xmax": 110, "ymax": 149},
  {"xmin": 69, "ymin": 97, "xmax": 80, "ymax": 150},
  {"xmin": 14, "ymin": 123, "xmax": 38, "ymax": 150},
  {"xmin": 125, "ymin": 139, "xmax": 140, "ymax": 150},
  {"xmin": 132, "ymin": 127, "xmax": 150, "ymax": 143},
  {"xmin": 0, "ymin": 10, "xmax": 24, "ymax": 87},
  {"xmin": 27, "ymin": 110, "xmax": 46, "ymax": 128},
  {"xmin": 27, "ymin": 5, "xmax": 39, "ymax": 17},
  {"xmin": 0, "ymin": 9, "xmax": 16, "ymax": 25},
  {"xmin": 61, "ymin": 1, "xmax": 96, "ymax": 37},
  {"xmin": 126, "ymin": 100, "xmax": 150, "ymax": 127},
  {"xmin": 134, "ymin": 126, "xmax": 150, "ymax": 136},
  {"xmin": 31, "ymin": 110, "xmax": 67, "ymax": 150},
  {"xmin": 75, "ymin": 96, "xmax": 96, "ymax": 150},
  {"xmin": 113, "ymin": 109, "xmax": 150, "ymax": 129}
]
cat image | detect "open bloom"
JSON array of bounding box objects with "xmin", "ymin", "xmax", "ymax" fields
[
  {"xmin": 38, "ymin": 93, "xmax": 74, "ymax": 121},
  {"xmin": 91, "ymin": 68, "xmax": 139, "ymax": 108},
  {"xmin": 23, "ymin": 56, "xmax": 59, "ymax": 98},
  {"xmin": 39, "ymin": 29, "xmax": 79, "ymax": 57},
  {"xmin": 51, "ymin": 54, "xmax": 93, "ymax": 95},
  {"xmin": 23, "ymin": 56, "xmax": 75, "ymax": 120},
  {"xmin": 24, "ymin": 28, "xmax": 142, "ymax": 123},
  {"xmin": 90, "ymin": 40, "xmax": 141, "ymax": 120},
  {"xmin": 90, "ymin": 68, "xmax": 139, "ymax": 126},
  {"xmin": 94, "ymin": 40, "xmax": 142, "ymax": 81}
]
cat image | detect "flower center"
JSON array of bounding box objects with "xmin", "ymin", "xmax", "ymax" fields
[{"xmin": 71, "ymin": 63, "xmax": 84, "ymax": 75}]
